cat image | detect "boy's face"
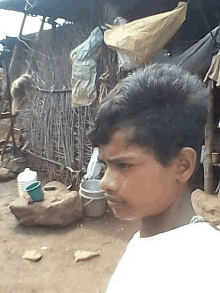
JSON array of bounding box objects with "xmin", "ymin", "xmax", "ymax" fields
[{"xmin": 99, "ymin": 128, "xmax": 180, "ymax": 220}]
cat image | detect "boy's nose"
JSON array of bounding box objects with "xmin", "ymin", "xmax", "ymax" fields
[{"xmin": 100, "ymin": 169, "xmax": 118, "ymax": 193}]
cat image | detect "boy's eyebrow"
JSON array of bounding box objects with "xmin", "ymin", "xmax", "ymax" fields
[{"xmin": 98, "ymin": 153, "xmax": 138, "ymax": 163}]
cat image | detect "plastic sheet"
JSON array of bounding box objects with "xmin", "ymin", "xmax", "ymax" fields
[{"xmin": 70, "ymin": 26, "xmax": 104, "ymax": 107}]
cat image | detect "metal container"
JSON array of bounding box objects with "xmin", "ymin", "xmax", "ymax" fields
[{"xmin": 79, "ymin": 179, "xmax": 106, "ymax": 218}]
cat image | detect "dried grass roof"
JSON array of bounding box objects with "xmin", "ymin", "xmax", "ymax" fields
[{"xmin": 0, "ymin": 0, "xmax": 101, "ymax": 21}]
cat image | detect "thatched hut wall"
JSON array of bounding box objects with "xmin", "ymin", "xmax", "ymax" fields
[
  {"xmin": 6, "ymin": 18, "xmax": 120, "ymax": 189},
  {"xmin": 14, "ymin": 35, "xmax": 119, "ymax": 189},
  {"xmin": 17, "ymin": 88, "xmax": 96, "ymax": 189}
]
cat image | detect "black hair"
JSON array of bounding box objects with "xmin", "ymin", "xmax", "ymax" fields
[{"xmin": 88, "ymin": 63, "xmax": 208, "ymax": 167}]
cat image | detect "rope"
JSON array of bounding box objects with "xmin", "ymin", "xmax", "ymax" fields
[
  {"xmin": 25, "ymin": 0, "xmax": 34, "ymax": 9},
  {"xmin": 24, "ymin": 0, "xmax": 37, "ymax": 12},
  {"xmin": 195, "ymin": 0, "xmax": 220, "ymax": 49},
  {"xmin": 170, "ymin": 39, "xmax": 199, "ymax": 44},
  {"xmin": 34, "ymin": 86, "xmax": 72, "ymax": 93},
  {"xmin": 17, "ymin": 36, "xmax": 70, "ymax": 60}
]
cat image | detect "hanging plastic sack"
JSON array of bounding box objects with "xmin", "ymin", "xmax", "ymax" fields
[
  {"xmin": 83, "ymin": 148, "xmax": 103, "ymax": 181},
  {"xmin": 70, "ymin": 26, "xmax": 104, "ymax": 107},
  {"xmin": 71, "ymin": 58, "xmax": 97, "ymax": 107},
  {"xmin": 104, "ymin": 2, "xmax": 187, "ymax": 70}
]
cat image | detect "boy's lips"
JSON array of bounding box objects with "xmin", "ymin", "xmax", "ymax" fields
[{"xmin": 105, "ymin": 195, "xmax": 127, "ymax": 206}]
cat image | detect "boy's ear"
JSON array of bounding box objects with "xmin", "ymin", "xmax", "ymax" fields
[{"xmin": 175, "ymin": 147, "xmax": 197, "ymax": 183}]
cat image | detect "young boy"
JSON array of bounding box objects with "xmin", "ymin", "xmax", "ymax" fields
[{"xmin": 89, "ymin": 64, "xmax": 220, "ymax": 292}]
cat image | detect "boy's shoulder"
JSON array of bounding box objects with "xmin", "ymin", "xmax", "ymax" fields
[
  {"xmin": 106, "ymin": 222, "xmax": 220, "ymax": 293},
  {"xmin": 130, "ymin": 221, "xmax": 220, "ymax": 249}
]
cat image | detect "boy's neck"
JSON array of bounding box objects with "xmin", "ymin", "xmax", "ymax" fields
[{"xmin": 140, "ymin": 186, "xmax": 196, "ymax": 237}]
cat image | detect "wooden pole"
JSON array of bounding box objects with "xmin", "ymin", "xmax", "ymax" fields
[
  {"xmin": 9, "ymin": 13, "xmax": 27, "ymax": 76},
  {"xmin": 28, "ymin": 15, "xmax": 46, "ymax": 72},
  {"xmin": 203, "ymin": 80, "xmax": 214, "ymax": 195},
  {"xmin": 1, "ymin": 65, "xmax": 16, "ymax": 162}
]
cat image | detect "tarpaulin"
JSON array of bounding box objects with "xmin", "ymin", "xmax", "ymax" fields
[
  {"xmin": 170, "ymin": 26, "xmax": 220, "ymax": 78},
  {"xmin": 104, "ymin": 2, "xmax": 187, "ymax": 70}
]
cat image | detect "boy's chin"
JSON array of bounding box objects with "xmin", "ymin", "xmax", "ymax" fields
[{"xmin": 113, "ymin": 209, "xmax": 139, "ymax": 221}]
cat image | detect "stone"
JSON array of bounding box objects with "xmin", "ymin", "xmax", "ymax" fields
[
  {"xmin": 40, "ymin": 246, "xmax": 48, "ymax": 251},
  {"xmin": 0, "ymin": 167, "xmax": 16, "ymax": 182},
  {"xmin": 191, "ymin": 189, "xmax": 220, "ymax": 226},
  {"xmin": 9, "ymin": 181, "xmax": 83, "ymax": 227},
  {"xmin": 74, "ymin": 250, "xmax": 100, "ymax": 262},
  {"xmin": 44, "ymin": 185, "xmax": 56, "ymax": 191},
  {"xmin": 2, "ymin": 154, "xmax": 28, "ymax": 173},
  {"xmin": 22, "ymin": 250, "xmax": 42, "ymax": 262}
]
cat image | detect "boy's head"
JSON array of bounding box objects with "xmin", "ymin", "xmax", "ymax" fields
[{"xmin": 89, "ymin": 63, "xmax": 208, "ymax": 220}]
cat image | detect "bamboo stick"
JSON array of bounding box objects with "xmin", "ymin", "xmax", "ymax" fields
[
  {"xmin": 26, "ymin": 150, "xmax": 81, "ymax": 174},
  {"xmin": 204, "ymin": 80, "xmax": 214, "ymax": 195},
  {"xmin": 28, "ymin": 15, "xmax": 46, "ymax": 71},
  {"xmin": 35, "ymin": 87, "xmax": 72, "ymax": 93},
  {"xmin": 0, "ymin": 112, "xmax": 13, "ymax": 120}
]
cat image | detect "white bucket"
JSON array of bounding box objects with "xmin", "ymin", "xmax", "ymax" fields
[{"xmin": 79, "ymin": 179, "xmax": 106, "ymax": 218}]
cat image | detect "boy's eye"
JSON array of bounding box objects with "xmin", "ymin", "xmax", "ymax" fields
[{"xmin": 117, "ymin": 163, "xmax": 133, "ymax": 170}]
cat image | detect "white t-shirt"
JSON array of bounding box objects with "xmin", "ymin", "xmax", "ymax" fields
[{"xmin": 106, "ymin": 222, "xmax": 220, "ymax": 293}]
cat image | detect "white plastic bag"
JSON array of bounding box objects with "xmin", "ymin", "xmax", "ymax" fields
[{"xmin": 84, "ymin": 148, "xmax": 103, "ymax": 180}]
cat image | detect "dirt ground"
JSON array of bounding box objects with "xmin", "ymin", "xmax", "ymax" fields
[
  {"xmin": 0, "ymin": 179, "xmax": 140, "ymax": 293},
  {"xmin": 0, "ymin": 115, "xmax": 141, "ymax": 293}
]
